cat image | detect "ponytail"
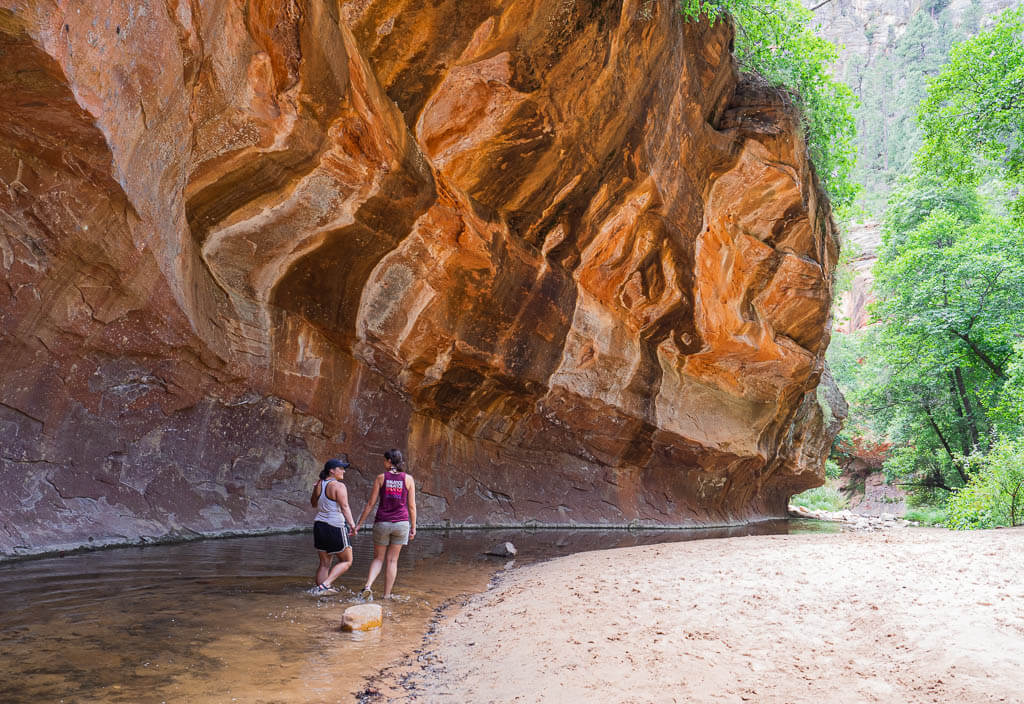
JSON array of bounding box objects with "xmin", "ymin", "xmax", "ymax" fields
[{"xmin": 386, "ymin": 448, "xmax": 404, "ymax": 470}]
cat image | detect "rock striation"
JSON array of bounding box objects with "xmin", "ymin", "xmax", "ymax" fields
[{"xmin": 0, "ymin": 0, "xmax": 839, "ymax": 557}]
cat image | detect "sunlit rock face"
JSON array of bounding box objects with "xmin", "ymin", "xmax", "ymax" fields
[{"xmin": 0, "ymin": 0, "xmax": 838, "ymax": 556}]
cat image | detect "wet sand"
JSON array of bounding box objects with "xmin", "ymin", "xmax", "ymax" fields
[{"xmin": 372, "ymin": 528, "xmax": 1024, "ymax": 703}]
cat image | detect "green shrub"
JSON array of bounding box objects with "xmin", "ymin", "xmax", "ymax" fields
[
  {"xmin": 790, "ymin": 485, "xmax": 848, "ymax": 512},
  {"xmin": 946, "ymin": 438, "xmax": 1024, "ymax": 530},
  {"xmin": 903, "ymin": 506, "xmax": 946, "ymax": 526},
  {"xmin": 824, "ymin": 459, "xmax": 842, "ymax": 480},
  {"xmin": 946, "ymin": 483, "xmax": 1002, "ymax": 529}
]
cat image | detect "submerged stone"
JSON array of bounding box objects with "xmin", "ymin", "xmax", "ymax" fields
[{"xmin": 485, "ymin": 542, "xmax": 517, "ymax": 557}]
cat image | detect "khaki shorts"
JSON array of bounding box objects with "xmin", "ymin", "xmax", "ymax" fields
[{"xmin": 372, "ymin": 520, "xmax": 410, "ymax": 546}]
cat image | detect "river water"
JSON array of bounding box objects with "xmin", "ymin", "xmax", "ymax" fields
[{"xmin": 0, "ymin": 521, "xmax": 836, "ymax": 703}]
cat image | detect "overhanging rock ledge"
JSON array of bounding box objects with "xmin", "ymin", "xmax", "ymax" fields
[{"xmin": 0, "ymin": 0, "xmax": 841, "ymax": 556}]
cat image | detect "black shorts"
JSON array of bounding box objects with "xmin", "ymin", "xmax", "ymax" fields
[{"xmin": 313, "ymin": 521, "xmax": 351, "ymax": 554}]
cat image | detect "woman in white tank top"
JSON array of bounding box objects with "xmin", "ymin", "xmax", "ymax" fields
[{"xmin": 309, "ymin": 457, "xmax": 357, "ymax": 595}]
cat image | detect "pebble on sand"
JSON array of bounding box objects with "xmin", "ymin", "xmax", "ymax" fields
[{"xmin": 341, "ymin": 603, "xmax": 383, "ymax": 632}]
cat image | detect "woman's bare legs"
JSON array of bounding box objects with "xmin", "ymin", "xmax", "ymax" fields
[
  {"xmin": 363, "ymin": 544, "xmax": 388, "ymax": 593},
  {"xmin": 323, "ymin": 547, "xmax": 353, "ymax": 587},
  {"xmin": 383, "ymin": 544, "xmax": 403, "ymax": 598},
  {"xmin": 316, "ymin": 550, "xmax": 332, "ymax": 585}
]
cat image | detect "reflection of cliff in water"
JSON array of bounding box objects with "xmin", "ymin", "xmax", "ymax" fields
[{"xmin": 0, "ymin": 524, "xmax": 836, "ymax": 702}]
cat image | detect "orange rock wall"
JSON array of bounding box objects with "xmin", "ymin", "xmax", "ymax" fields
[{"xmin": 0, "ymin": 0, "xmax": 839, "ymax": 556}]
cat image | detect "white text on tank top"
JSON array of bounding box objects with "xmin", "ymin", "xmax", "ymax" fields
[{"xmin": 315, "ymin": 479, "xmax": 346, "ymax": 528}]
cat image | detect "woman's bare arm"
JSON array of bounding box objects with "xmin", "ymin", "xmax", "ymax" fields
[
  {"xmin": 310, "ymin": 481, "xmax": 322, "ymax": 508},
  {"xmin": 354, "ymin": 474, "xmax": 384, "ymax": 530},
  {"xmin": 326, "ymin": 481, "xmax": 358, "ymax": 533},
  {"xmin": 406, "ymin": 474, "xmax": 416, "ymax": 540}
]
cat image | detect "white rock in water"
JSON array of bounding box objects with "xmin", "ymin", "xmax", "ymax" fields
[
  {"xmin": 341, "ymin": 603, "xmax": 383, "ymax": 632},
  {"xmin": 486, "ymin": 541, "xmax": 517, "ymax": 557}
]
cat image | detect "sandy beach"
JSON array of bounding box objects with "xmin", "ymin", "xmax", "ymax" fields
[{"xmin": 366, "ymin": 527, "xmax": 1024, "ymax": 703}]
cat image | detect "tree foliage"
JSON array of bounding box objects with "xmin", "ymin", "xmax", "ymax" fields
[
  {"xmin": 918, "ymin": 8, "xmax": 1024, "ymax": 217},
  {"xmin": 680, "ymin": 0, "xmax": 859, "ymax": 210},
  {"xmin": 830, "ymin": 9, "xmax": 1024, "ymax": 528},
  {"xmin": 821, "ymin": 0, "xmax": 995, "ymax": 217},
  {"xmin": 870, "ymin": 184, "xmax": 1024, "ymax": 493},
  {"xmin": 946, "ymin": 438, "xmax": 1024, "ymax": 529}
]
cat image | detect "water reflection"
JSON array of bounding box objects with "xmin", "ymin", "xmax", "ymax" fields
[{"xmin": 0, "ymin": 520, "xmax": 836, "ymax": 703}]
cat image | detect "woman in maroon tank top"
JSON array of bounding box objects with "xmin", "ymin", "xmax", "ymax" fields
[{"xmin": 354, "ymin": 449, "xmax": 417, "ymax": 599}]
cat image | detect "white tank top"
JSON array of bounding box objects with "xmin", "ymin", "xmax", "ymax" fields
[{"xmin": 314, "ymin": 479, "xmax": 346, "ymax": 528}]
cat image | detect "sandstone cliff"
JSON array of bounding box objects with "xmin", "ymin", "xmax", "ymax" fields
[
  {"xmin": 835, "ymin": 221, "xmax": 879, "ymax": 333},
  {"xmin": 0, "ymin": 0, "xmax": 839, "ymax": 557}
]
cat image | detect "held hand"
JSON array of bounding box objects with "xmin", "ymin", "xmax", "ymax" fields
[{"xmin": 409, "ymin": 525, "xmax": 416, "ymax": 541}]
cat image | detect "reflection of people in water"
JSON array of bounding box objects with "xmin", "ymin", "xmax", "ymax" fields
[
  {"xmin": 309, "ymin": 457, "xmax": 357, "ymax": 595},
  {"xmin": 354, "ymin": 449, "xmax": 416, "ymax": 600}
]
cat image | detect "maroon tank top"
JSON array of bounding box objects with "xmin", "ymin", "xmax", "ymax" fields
[{"xmin": 375, "ymin": 471, "xmax": 409, "ymax": 522}]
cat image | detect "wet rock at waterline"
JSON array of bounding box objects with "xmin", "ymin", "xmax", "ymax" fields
[
  {"xmin": 486, "ymin": 542, "xmax": 518, "ymax": 558},
  {"xmin": 342, "ymin": 604, "xmax": 383, "ymax": 633},
  {"xmin": 0, "ymin": 0, "xmax": 841, "ymax": 557},
  {"xmin": 788, "ymin": 505, "xmax": 912, "ymax": 531}
]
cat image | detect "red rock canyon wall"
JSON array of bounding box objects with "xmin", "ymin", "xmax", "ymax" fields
[{"xmin": 0, "ymin": 0, "xmax": 841, "ymax": 557}]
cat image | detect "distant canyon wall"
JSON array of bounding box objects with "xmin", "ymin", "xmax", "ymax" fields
[
  {"xmin": 805, "ymin": 0, "xmax": 1019, "ymax": 75},
  {"xmin": 835, "ymin": 221, "xmax": 879, "ymax": 333},
  {"xmin": 0, "ymin": 0, "xmax": 840, "ymax": 557},
  {"xmin": 809, "ymin": 0, "xmax": 1019, "ymax": 333}
]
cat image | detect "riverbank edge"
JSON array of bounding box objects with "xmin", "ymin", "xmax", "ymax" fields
[
  {"xmin": 354, "ymin": 561, "xmax": 520, "ymax": 703},
  {"xmin": 0, "ymin": 516, "xmax": 802, "ymax": 564}
]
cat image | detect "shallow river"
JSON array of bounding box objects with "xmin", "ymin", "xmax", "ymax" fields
[{"xmin": 0, "ymin": 521, "xmax": 836, "ymax": 703}]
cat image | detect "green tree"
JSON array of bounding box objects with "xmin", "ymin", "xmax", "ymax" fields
[
  {"xmin": 825, "ymin": 326, "xmax": 886, "ymax": 441},
  {"xmin": 832, "ymin": 10, "xmax": 1024, "ymax": 521},
  {"xmin": 919, "ymin": 8, "xmax": 1024, "ymax": 218},
  {"xmin": 868, "ymin": 171, "xmax": 1024, "ymax": 494},
  {"xmin": 829, "ymin": 1, "xmax": 993, "ymax": 217},
  {"xmin": 960, "ymin": 0, "xmax": 983, "ymax": 36},
  {"xmin": 839, "ymin": 4, "xmax": 959, "ymax": 214},
  {"xmin": 880, "ymin": 171, "xmax": 982, "ymax": 242},
  {"xmin": 680, "ymin": 0, "xmax": 859, "ymax": 210},
  {"xmin": 992, "ymin": 343, "xmax": 1024, "ymax": 437}
]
